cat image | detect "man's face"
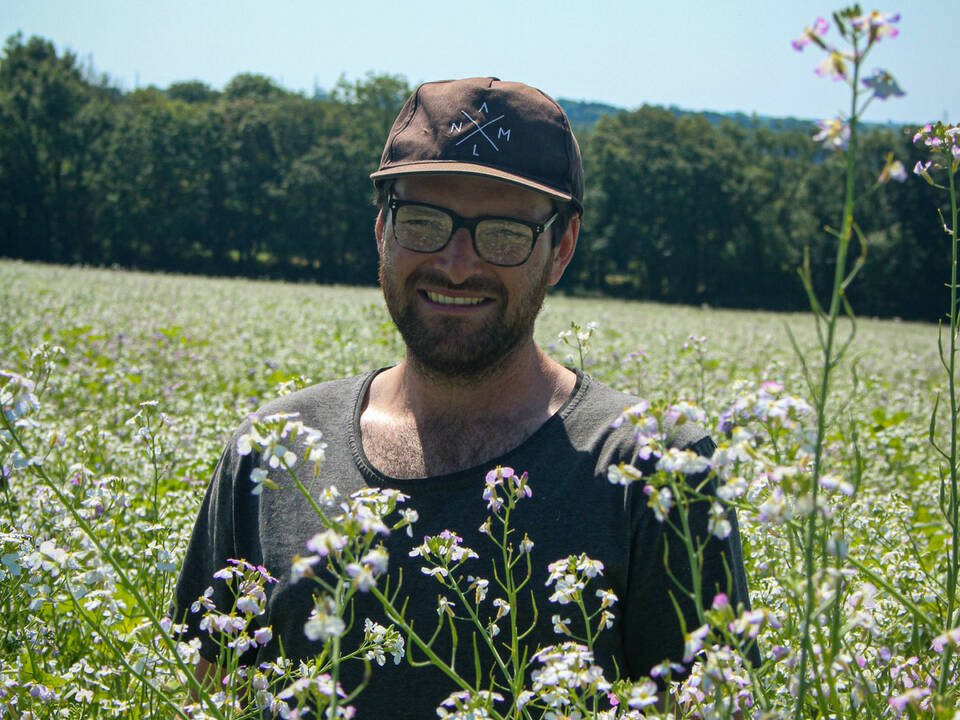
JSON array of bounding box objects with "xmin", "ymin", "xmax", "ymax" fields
[{"xmin": 377, "ymin": 174, "xmax": 565, "ymax": 380}]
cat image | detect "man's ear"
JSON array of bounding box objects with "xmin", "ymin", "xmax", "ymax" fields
[
  {"xmin": 547, "ymin": 215, "xmax": 579, "ymax": 286},
  {"xmin": 375, "ymin": 208, "xmax": 386, "ymax": 253}
]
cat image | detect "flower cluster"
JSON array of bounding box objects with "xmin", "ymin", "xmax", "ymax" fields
[
  {"xmin": 291, "ymin": 487, "xmax": 410, "ymax": 594},
  {"xmin": 409, "ymin": 529, "xmax": 479, "ymax": 581},
  {"xmin": 545, "ymin": 554, "xmax": 605, "ymax": 606},
  {"xmin": 676, "ymin": 644, "xmax": 754, "ymax": 716},
  {"xmin": 270, "ymin": 666, "xmax": 353, "ymax": 720},
  {"xmin": 913, "ymin": 122, "xmax": 960, "ymax": 182},
  {"xmin": 792, "ymin": 10, "xmax": 903, "ymax": 153},
  {"xmin": 237, "ymin": 411, "xmax": 328, "ymax": 487},
  {"xmin": 482, "ymin": 465, "xmax": 532, "ymax": 513},
  {"xmin": 610, "ymin": 399, "xmax": 709, "ymax": 478},
  {"xmin": 304, "ymin": 595, "xmax": 344, "ymax": 642},
  {"xmin": 436, "ymin": 689, "xmax": 504, "ymax": 720},
  {"xmin": 1, "ymin": 370, "xmax": 39, "ymax": 424},
  {"xmin": 718, "ymin": 379, "xmax": 812, "ymax": 437},
  {"xmin": 557, "ymin": 320, "xmax": 600, "ymax": 368},
  {"xmin": 361, "ymin": 618, "xmax": 404, "ymax": 666},
  {"xmin": 1, "ymin": 370, "xmax": 43, "ymax": 473},
  {"xmin": 530, "ymin": 642, "xmax": 611, "ymax": 711},
  {"xmin": 187, "ymin": 558, "xmax": 278, "ymax": 657}
]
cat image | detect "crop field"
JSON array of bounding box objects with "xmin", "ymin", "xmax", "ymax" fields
[{"xmin": 1, "ymin": 259, "xmax": 957, "ymax": 718}]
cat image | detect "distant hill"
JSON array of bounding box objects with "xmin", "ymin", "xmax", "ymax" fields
[
  {"xmin": 556, "ymin": 100, "xmax": 623, "ymax": 131},
  {"xmin": 557, "ymin": 98, "xmax": 905, "ymax": 133}
]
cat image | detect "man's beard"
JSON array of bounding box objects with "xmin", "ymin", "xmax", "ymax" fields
[{"xmin": 380, "ymin": 261, "xmax": 552, "ymax": 382}]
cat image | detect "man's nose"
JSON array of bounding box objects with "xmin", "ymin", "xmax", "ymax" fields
[{"xmin": 431, "ymin": 228, "xmax": 485, "ymax": 284}]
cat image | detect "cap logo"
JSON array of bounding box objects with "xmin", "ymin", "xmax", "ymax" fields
[{"xmin": 449, "ymin": 102, "xmax": 511, "ymax": 158}]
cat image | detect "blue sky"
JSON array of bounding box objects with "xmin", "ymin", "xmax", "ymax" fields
[{"xmin": 3, "ymin": 0, "xmax": 957, "ymax": 126}]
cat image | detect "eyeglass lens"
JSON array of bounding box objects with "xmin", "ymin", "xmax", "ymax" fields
[{"xmin": 394, "ymin": 205, "xmax": 534, "ymax": 266}]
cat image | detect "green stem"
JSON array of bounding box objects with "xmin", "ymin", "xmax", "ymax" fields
[
  {"xmin": 793, "ymin": 35, "xmax": 863, "ymax": 720},
  {"xmin": 938, "ymin": 164, "xmax": 960, "ymax": 698},
  {"xmin": 369, "ymin": 586, "xmax": 495, "ymax": 708},
  {"xmin": 63, "ymin": 578, "xmax": 193, "ymax": 720}
]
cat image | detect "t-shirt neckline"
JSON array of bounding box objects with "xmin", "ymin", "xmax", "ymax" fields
[{"xmin": 348, "ymin": 366, "xmax": 589, "ymax": 485}]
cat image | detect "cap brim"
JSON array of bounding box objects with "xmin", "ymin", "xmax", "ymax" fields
[{"xmin": 371, "ymin": 161, "xmax": 579, "ymax": 210}]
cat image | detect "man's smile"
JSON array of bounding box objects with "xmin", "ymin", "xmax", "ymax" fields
[{"xmin": 420, "ymin": 290, "xmax": 493, "ymax": 308}]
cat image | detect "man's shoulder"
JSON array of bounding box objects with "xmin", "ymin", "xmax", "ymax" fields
[
  {"xmin": 557, "ymin": 372, "xmax": 641, "ymax": 452},
  {"xmin": 576, "ymin": 372, "xmax": 642, "ymax": 412},
  {"xmin": 574, "ymin": 373, "xmax": 713, "ymax": 453},
  {"xmin": 237, "ymin": 370, "xmax": 378, "ymax": 434}
]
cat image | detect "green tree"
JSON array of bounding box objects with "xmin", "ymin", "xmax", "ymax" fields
[{"xmin": 0, "ymin": 33, "xmax": 97, "ymax": 262}]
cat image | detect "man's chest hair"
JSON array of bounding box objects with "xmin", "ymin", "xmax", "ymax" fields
[{"xmin": 360, "ymin": 410, "xmax": 545, "ymax": 479}]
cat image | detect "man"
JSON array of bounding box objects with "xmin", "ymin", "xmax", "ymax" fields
[{"xmin": 174, "ymin": 77, "xmax": 755, "ymax": 717}]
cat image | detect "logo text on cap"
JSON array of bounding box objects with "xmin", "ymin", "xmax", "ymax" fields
[{"xmin": 450, "ymin": 104, "xmax": 511, "ymax": 158}]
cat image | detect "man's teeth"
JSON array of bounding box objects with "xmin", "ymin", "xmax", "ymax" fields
[{"xmin": 425, "ymin": 291, "xmax": 485, "ymax": 306}]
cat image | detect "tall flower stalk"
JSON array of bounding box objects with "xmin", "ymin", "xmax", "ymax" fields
[
  {"xmin": 916, "ymin": 121, "xmax": 960, "ymax": 703},
  {"xmin": 789, "ymin": 8, "xmax": 904, "ymax": 717}
]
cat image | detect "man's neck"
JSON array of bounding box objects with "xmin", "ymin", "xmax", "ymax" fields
[
  {"xmin": 392, "ymin": 341, "xmax": 571, "ymax": 420},
  {"xmin": 359, "ymin": 341, "xmax": 577, "ymax": 478}
]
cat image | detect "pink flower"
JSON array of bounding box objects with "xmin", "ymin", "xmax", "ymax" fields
[
  {"xmin": 791, "ymin": 17, "xmax": 829, "ymax": 51},
  {"xmin": 913, "ymin": 160, "xmax": 934, "ymax": 185},
  {"xmin": 851, "ymin": 11, "xmax": 900, "ymax": 41},
  {"xmin": 931, "ymin": 626, "xmax": 960, "ymax": 653},
  {"xmin": 813, "ymin": 117, "xmax": 851, "ymax": 150},
  {"xmin": 711, "ymin": 593, "xmax": 729, "ymax": 611},
  {"xmin": 814, "ymin": 50, "xmax": 850, "ymax": 81}
]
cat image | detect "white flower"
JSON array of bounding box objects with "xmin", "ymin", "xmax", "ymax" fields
[
  {"xmin": 264, "ymin": 443, "xmax": 296, "ymax": 469},
  {"xmin": 290, "ymin": 554, "xmax": 319, "ymax": 583},
  {"xmin": 177, "ymin": 638, "xmax": 202, "ymax": 665},
  {"xmin": 683, "ymin": 624, "xmax": 710, "ymax": 663},
  {"xmin": 627, "ymin": 679, "xmax": 659, "ymax": 709},
  {"xmin": 576, "ymin": 556, "xmax": 604, "ymax": 578},
  {"xmin": 469, "ymin": 576, "xmax": 489, "ymax": 604},
  {"xmin": 548, "ymin": 573, "xmax": 584, "ymax": 605},
  {"xmin": 645, "ymin": 485, "xmax": 674, "ymax": 522},
  {"xmin": 596, "ymin": 588, "xmax": 618, "ymax": 609},
  {"xmin": 304, "ymin": 597, "xmax": 344, "ymax": 641},
  {"xmin": 819, "ymin": 473, "xmax": 855, "ymax": 496},
  {"xmin": 306, "ymin": 529, "xmax": 347, "ymax": 557},
  {"xmin": 519, "ymin": 535, "xmax": 535, "ymax": 554},
  {"xmin": 253, "ymin": 627, "xmax": 273, "ymax": 646},
  {"xmin": 346, "ymin": 562, "xmax": 377, "ymax": 591},
  {"xmin": 717, "ymin": 474, "xmax": 748, "ymax": 501},
  {"xmin": 437, "ymin": 596, "xmax": 455, "ymax": 617},
  {"xmin": 607, "ymin": 462, "xmax": 643, "ymax": 486},
  {"xmin": 250, "ymin": 467, "xmax": 270, "ymax": 495},
  {"xmin": 707, "ymin": 502, "xmax": 732, "ymax": 539},
  {"xmin": 361, "ymin": 546, "xmax": 389, "ymax": 575},
  {"xmin": 657, "ymin": 447, "xmax": 710, "ymax": 475}
]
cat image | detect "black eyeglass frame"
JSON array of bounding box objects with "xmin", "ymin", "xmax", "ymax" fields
[{"xmin": 387, "ymin": 194, "xmax": 559, "ymax": 267}]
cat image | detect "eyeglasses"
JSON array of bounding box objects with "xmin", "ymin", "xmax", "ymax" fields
[{"xmin": 387, "ymin": 194, "xmax": 559, "ymax": 267}]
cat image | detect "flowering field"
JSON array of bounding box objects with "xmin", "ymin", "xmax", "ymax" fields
[{"xmin": 2, "ymin": 257, "xmax": 958, "ymax": 718}]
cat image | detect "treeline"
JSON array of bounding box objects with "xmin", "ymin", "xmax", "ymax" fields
[{"xmin": 0, "ymin": 34, "xmax": 950, "ymax": 319}]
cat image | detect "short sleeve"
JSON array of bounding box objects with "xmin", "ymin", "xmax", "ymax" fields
[{"xmin": 170, "ymin": 435, "xmax": 261, "ymax": 665}]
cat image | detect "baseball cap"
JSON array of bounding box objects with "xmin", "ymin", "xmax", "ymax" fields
[{"xmin": 371, "ymin": 77, "xmax": 584, "ymax": 214}]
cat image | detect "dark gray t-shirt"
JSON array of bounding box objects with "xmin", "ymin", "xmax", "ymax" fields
[{"xmin": 173, "ymin": 369, "xmax": 754, "ymax": 716}]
